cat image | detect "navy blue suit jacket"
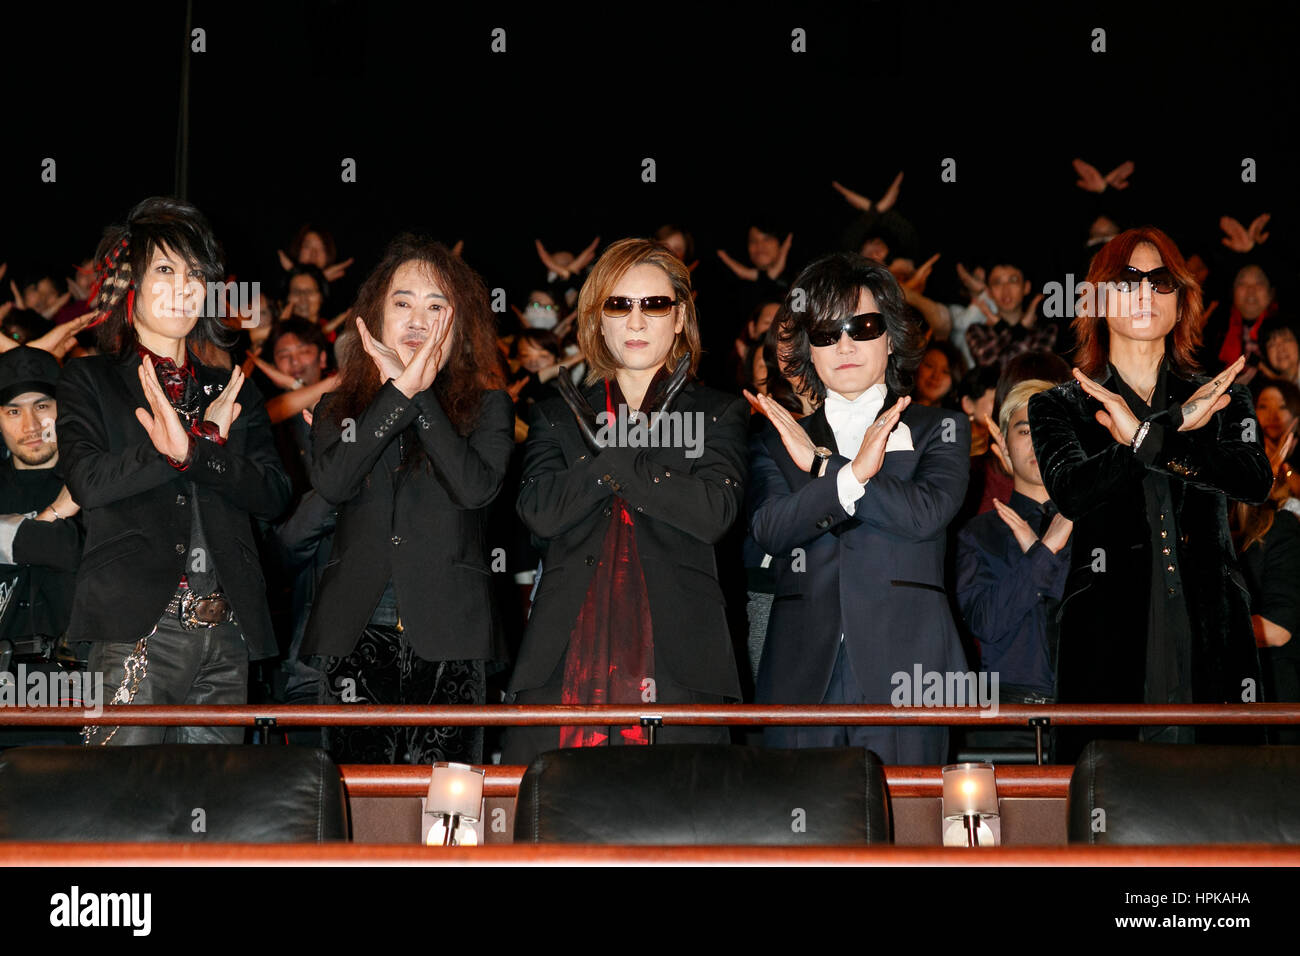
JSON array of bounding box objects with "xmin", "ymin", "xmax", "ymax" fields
[
  {"xmin": 955, "ymin": 491, "xmax": 1070, "ymax": 694},
  {"xmin": 749, "ymin": 394, "xmax": 971, "ymax": 707}
]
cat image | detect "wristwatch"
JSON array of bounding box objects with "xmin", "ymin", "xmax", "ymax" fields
[{"xmin": 809, "ymin": 446, "xmax": 833, "ymax": 476}]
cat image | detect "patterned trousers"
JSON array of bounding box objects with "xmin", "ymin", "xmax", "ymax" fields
[{"xmin": 319, "ymin": 623, "xmax": 485, "ymax": 765}]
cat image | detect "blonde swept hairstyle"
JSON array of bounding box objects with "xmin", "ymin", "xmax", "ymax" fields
[
  {"xmin": 999, "ymin": 378, "xmax": 1057, "ymax": 440},
  {"xmin": 577, "ymin": 238, "xmax": 702, "ymax": 385}
]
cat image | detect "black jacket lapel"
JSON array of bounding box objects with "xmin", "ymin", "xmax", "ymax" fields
[{"xmin": 801, "ymin": 405, "xmax": 836, "ymax": 451}]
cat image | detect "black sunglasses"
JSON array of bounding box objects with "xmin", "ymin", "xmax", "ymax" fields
[
  {"xmin": 1113, "ymin": 267, "xmax": 1179, "ymax": 295},
  {"xmin": 807, "ymin": 312, "xmax": 888, "ymax": 348},
  {"xmin": 603, "ymin": 295, "xmax": 678, "ymax": 318}
]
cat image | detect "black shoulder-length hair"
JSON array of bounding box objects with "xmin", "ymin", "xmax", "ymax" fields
[
  {"xmin": 775, "ymin": 252, "xmax": 924, "ymax": 403},
  {"xmin": 90, "ymin": 196, "xmax": 234, "ymax": 358}
]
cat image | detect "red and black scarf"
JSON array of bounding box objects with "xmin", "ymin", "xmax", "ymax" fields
[
  {"xmin": 137, "ymin": 345, "xmax": 223, "ymax": 445},
  {"xmin": 557, "ymin": 374, "xmax": 664, "ymax": 748}
]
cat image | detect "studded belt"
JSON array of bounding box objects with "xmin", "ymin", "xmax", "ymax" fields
[{"xmin": 165, "ymin": 587, "xmax": 234, "ymax": 629}]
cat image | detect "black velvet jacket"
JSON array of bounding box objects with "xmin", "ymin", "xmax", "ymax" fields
[{"xmin": 1027, "ymin": 362, "xmax": 1271, "ymax": 750}]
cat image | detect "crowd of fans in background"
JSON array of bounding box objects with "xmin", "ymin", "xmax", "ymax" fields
[{"xmin": 2, "ymin": 156, "xmax": 1295, "ymax": 761}]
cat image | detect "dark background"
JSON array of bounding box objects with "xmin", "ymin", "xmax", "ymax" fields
[{"xmin": 2, "ymin": 0, "xmax": 1296, "ymax": 317}]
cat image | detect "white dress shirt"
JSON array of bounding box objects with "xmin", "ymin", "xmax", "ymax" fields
[{"xmin": 824, "ymin": 384, "xmax": 887, "ymax": 516}]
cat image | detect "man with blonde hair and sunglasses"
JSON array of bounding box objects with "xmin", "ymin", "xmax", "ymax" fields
[{"xmin": 503, "ymin": 238, "xmax": 748, "ymax": 765}]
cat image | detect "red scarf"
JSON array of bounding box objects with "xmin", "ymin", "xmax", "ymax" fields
[
  {"xmin": 1218, "ymin": 301, "xmax": 1278, "ymax": 365},
  {"xmin": 557, "ymin": 378, "xmax": 658, "ymax": 748}
]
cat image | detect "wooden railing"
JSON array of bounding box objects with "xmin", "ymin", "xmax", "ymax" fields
[{"xmin": 4, "ymin": 703, "xmax": 1298, "ymax": 727}]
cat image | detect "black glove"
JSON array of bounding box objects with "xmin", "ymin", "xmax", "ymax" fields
[
  {"xmin": 556, "ymin": 355, "xmax": 692, "ymax": 456},
  {"xmin": 555, "ymin": 368, "xmax": 605, "ymax": 454},
  {"xmin": 644, "ymin": 354, "xmax": 690, "ymax": 417}
]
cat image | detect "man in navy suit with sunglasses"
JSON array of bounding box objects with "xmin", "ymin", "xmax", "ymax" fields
[{"xmin": 746, "ymin": 252, "xmax": 971, "ymax": 764}]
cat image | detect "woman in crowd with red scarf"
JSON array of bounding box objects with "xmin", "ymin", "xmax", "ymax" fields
[{"xmin": 502, "ymin": 238, "xmax": 748, "ymax": 764}]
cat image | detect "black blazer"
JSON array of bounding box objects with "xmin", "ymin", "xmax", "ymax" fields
[
  {"xmin": 300, "ymin": 381, "xmax": 515, "ymax": 661},
  {"xmin": 56, "ymin": 351, "xmax": 292, "ymax": 658},
  {"xmin": 1028, "ymin": 364, "xmax": 1271, "ymax": 741},
  {"xmin": 508, "ymin": 381, "xmax": 748, "ymax": 699},
  {"xmin": 749, "ymin": 397, "xmax": 971, "ymax": 708}
]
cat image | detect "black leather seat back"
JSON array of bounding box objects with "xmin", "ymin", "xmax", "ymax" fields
[
  {"xmin": 1068, "ymin": 741, "xmax": 1300, "ymax": 844},
  {"xmin": 515, "ymin": 744, "xmax": 890, "ymax": 844},
  {"xmin": 0, "ymin": 745, "xmax": 349, "ymax": 842}
]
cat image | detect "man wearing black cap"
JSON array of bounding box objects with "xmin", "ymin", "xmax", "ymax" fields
[{"xmin": 0, "ymin": 346, "xmax": 85, "ymax": 744}]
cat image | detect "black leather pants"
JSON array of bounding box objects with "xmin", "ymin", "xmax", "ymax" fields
[{"xmin": 83, "ymin": 605, "xmax": 248, "ymax": 746}]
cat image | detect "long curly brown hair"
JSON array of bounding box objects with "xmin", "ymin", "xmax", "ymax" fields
[{"xmin": 328, "ymin": 234, "xmax": 504, "ymax": 435}]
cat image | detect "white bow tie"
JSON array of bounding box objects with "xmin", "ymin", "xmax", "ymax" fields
[{"xmin": 824, "ymin": 386, "xmax": 885, "ymax": 428}]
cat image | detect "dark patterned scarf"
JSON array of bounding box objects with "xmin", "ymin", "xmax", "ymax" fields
[
  {"xmin": 137, "ymin": 345, "xmax": 222, "ymax": 444},
  {"xmin": 557, "ymin": 370, "xmax": 669, "ymax": 748}
]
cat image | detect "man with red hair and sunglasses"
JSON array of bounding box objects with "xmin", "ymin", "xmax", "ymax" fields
[
  {"xmin": 747, "ymin": 252, "xmax": 971, "ymax": 764},
  {"xmin": 1027, "ymin": 226, "xmax": 1272, "ymax": 762}
]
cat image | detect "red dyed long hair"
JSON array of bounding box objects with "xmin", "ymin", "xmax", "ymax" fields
[{"xmin": 1072, "ymin": 226, "xmax": 1204, "ymax": 378}]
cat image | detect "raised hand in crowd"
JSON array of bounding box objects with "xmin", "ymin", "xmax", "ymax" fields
[
  {"xmin": 321, "ymin": 258, "xmax": 355, "ymax": 283},
  {"xmin": 955, "ymin": 262, "xmax": 986, "ymax": 299},
  {"xmin": 1072, "ymin": 158, "xmax": 1107, "ymax": 193},
  {"xmin": 716, "ymin": 247, "xmax": 759, "ymax": 281},
  {"xmin": 534, "ymin": 236, "xmax": 600, "ymax": 280},
  {"xmin": 902, "ymin": 252, "xmax": 940, "ymax": 293},
  {"xmin": 9, "ymin": 277, "xmax": 71, "ymax": 320},
  {"xmin": 1104, "ymin": 160, "xmax": 1134, "ymax": 190},
  {"xmin": 0, "ymin": 311, "xmax": 95, "ymax": 357},
  {"xmin": 279, "ymin": 247, "xmax": 354, "ymax": 283},
  {"xmin": 1268, "ymin": 427, "xmax": 1297, "ymax": 480},
  {"xmin": 1072, "ymin": 158, "xmax": 1134, "ymax": 193},
  {"xmin": 1219, "ymin": 213, "xmax": 1271, "ymax": 253},
  {"xmin": 1020, "ymin": 292, "xmax": 1045, "ymax": 328},
  {"xmin": 831, "ymin": 170, "xmax": 904, "ymax": 213},
  {"xmin": 718, "ymin": 232, "xmax": 793, "ymax": 282}
]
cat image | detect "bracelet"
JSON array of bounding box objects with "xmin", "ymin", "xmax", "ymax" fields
[
  {"xmin": 1130, "ymin": 420, "xmax": 1151, "ymax": 452},
  {"xmin": 48, "ymin": 504, "xmax": 63, "ymax": 520}
]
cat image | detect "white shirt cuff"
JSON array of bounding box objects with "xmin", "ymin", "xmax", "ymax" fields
[
  {"xmin": 836, "ymin": 462, "xmax": 867, "ymax": 515},
  {"xmin": 0, "ymin": 514, "xmax": 29, "ymax": 565}
]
